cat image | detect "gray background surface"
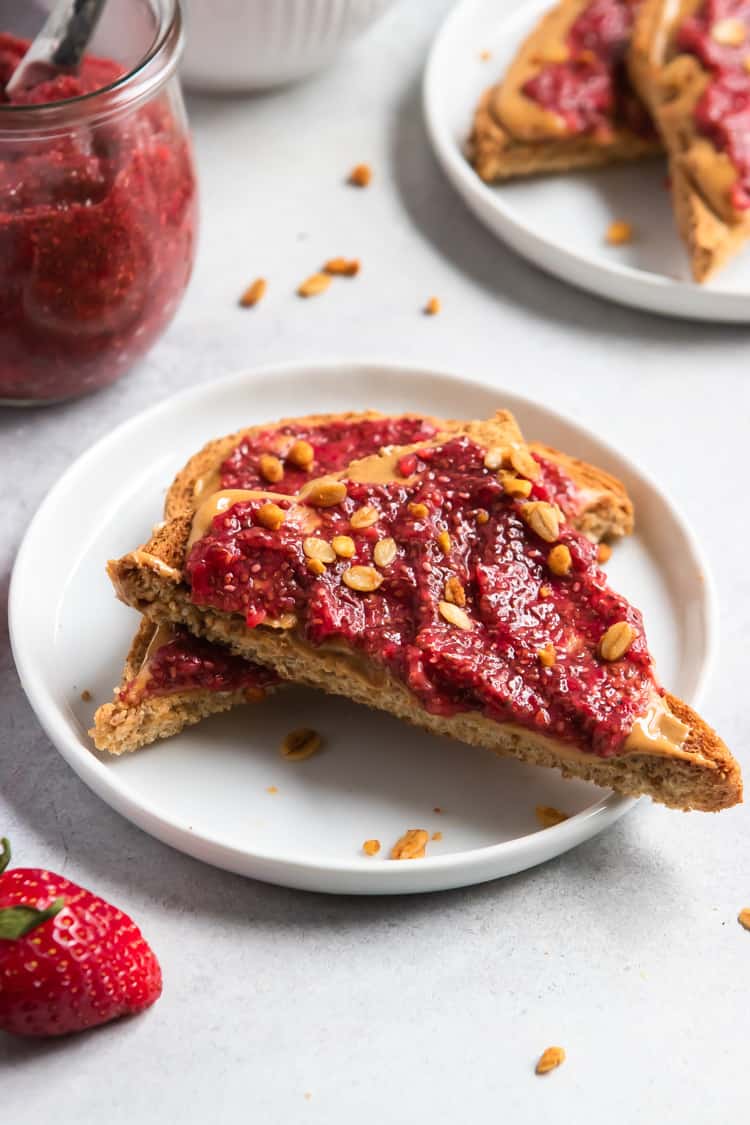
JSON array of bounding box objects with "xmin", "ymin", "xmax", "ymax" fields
[{"xmin": 1, "ymin": 2, "xmax": 748, "ymax": 1120}]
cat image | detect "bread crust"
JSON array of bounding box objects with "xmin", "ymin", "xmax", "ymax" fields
[
  {"xmin": 107, "ymin": 413, "xmax": 741, "ymax": 810},
  {"xmin": 629, "ymin": 0, "xmax": 750, "ymax": 280},
  {"xmin": 89, "ymin": 619, "xmax": 268, "ymax": 755},
  {"xmin": 468, "ymin": 0, "xmax": 661, "ymax": 184}
]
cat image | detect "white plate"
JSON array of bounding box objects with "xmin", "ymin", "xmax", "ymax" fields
[
  {"xmin": 424, "ymin": 0, "xmax": 750, "ymax": 322},
  {"xmin": 10, "ymin": 362, "xmax": 715, "ymax": 894}
]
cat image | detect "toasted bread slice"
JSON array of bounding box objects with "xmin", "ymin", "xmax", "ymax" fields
[
  {"xmin": 108, "ymin": 411, "xmax": 741, "ymax": 811},
  {"xmin": 90, "ymin": 619, "xmax": 277, "ymax": 755},
  {"xmin": 94, "ymin": 411, "xmax": 634, "ymax": 754},
  {"xmin": 469, "ymin": 0, "xmax": 660, "ymax": 183},
  {"xmin": 629, "ymin": 0, "xmax": 750, "ymax": 280}
]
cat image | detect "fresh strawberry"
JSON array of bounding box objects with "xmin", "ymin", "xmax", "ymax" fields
[{"xmin": 0, "ymin": 837, "xmax": 162, "ymax": 1037}]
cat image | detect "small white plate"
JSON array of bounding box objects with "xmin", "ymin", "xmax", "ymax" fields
[
  {"xmin": 424, "ymin": 0, "xmax": 750, "ymax": 321},
  {"xmin": 10, "ymin": 362, "xmax": 715, "ymax": 894}
]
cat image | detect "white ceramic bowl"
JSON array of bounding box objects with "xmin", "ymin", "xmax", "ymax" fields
[{"xmin": 181, "ymin": 0, "xmax": 397, "ymax": 91}]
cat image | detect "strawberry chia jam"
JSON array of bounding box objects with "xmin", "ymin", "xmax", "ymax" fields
[
  {"xmin": 186, "ymin": 435, "xmax": 656, "ymax": 756},
  {"xmin": 523, "ymin": 0, "xmax": 652, "ymax": 136},
  {"xmin": 0, "ymin": 23, "xmax": 197, "ymax": 403},
  {"xmin": 677, "ymin": 0, "xmax": 750, "ymax": 209},
  {"xmin": 119, "ymin": 627, "xmax": 277, "ymax": 703}
]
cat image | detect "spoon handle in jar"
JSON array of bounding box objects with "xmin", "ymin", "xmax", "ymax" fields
[{"xmin": 6, "ymin": 0, "xmax": 108, "ymax": 96}]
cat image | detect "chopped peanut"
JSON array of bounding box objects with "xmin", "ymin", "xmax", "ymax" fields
[
  {"xmin": 287, "ymin": 439, "xmax": 314, "ymax": 470},
  {"xmin": 331, "ymin": 535, "xmax": 356, "ymax": 558},
  {"xmin": 390, "ymin": 829, "xmax": 429, "ymax": 860},
  {"xmin": 408, "ymin": 502, "xmax": 429, "ymax": 519},
  {"xmin": 509, "ymin": 446, "xmax": 540, "ymax": 481},
  {"xmin": 301, "ymin": 478, "xmax": 347, "ymax": 507},
  {"xmin": 597, "ymin": 542, "xmax": 612, "ymax": 564},
  {"xmin": 538, "ymin": 643, "xmax": 556, "ymax": 668},
  {"xmin": 239, "ymin": 277, "xmax": 267, "ymax": 307},
  {"xmin": 431, "ymin": 831, "xmax": 443, "ymax": 841},
  {"xmin": 521, "ymin": 501, "xmax": 560, "ymax": 543},
  {"xmin": 536, "ymin": 805, "xmax": 568, "ymax": 828},
  {"xmin": 350, "ymin": 504, "xmax": 379, "ymax": 529},
  {"xmin": 548, "ymin": 543, "xmax": 572, "ymax": 576},
  {"xmin": 424, "ymin": 296, "xmax": 441, "ymax": 316},
  {"xmin": 307, "ymin": 558, "xmax": 326, "ymax": 576},
  {"xmin": 343, "ymin": 565, "xmax": 383, "ymax": 592},
  {"xmin": 363, "ymin": 839, "xmax": 381, "ymax": 856},
  {"xmin": 303, "ymin": 537, "xmax": 336, "ymax": 564},
  {"xmin": 324, "ymin": 257, "xmax": 360, "ymax": 277},
  {"xmin": 599, "ymin": 621, "xmax": 636, "ymax": 661},
  {"xmin": 373, "ymin": 537, "xmax": 397, "ymax": 568},
  {"xmin": 444, "ymin": 576, "xmax": 466, "ymax": 607},
  {"xmin": 297, "ymin": 272, "xmax": 331, "ymax": 298},
  {"xmin": 281, "ymin": 728, "xmax": 321, "ymax": 761},
  {"xmin": 738, "ymin": 908, "xmax": 750, "ymax": 931},
  {"xmin": 499, "ymin": 470, "xmax": 532, "ymax": 499},
  {"xmin": 536, "ymin": 1046, "xmax": 566, "ymax": 1075},
  {"xmin": 256, "ymin": 502, "xmax": 286, "ymax": 530},
  {"xmin": 349, "ymin": 163, "xmax": 372, "ymax": 187},
  {"xmin": 436, "ymin": 530, "xmax": 452, "ymax": 556},
  {"xmin": 475, "ymin": 509, "xmax": 490, "ymax": 525},
  {"xmin": 259, "ymin": 453, "xmax": 284, "ymax": 483},
  {"xmin": 439, "ymin": 600, "xmax": 472, "ymax": 630}
]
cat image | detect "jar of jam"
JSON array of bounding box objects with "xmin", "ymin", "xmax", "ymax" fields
[{"xmin": 0, "ymin": 1, "xmax": 198, "ymax": 404}]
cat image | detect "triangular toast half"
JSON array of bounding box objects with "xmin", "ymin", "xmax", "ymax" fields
[
  {"xmin": 92, "ymin": 411, "xmax": 634, "ymax": 754},
  {"xmin": 469, "ymin": 0, "xmax": 661, "ymax": 182},
  {"xmin": 107, "ymin": 411, "xmax": 741, "ymax": 811},
  {"xmin": 629, "ymin": 0, "xmax": 750, "ymax": 280}
]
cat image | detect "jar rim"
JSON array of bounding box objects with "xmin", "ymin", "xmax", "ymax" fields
[{"xmin": 0, "ymin": 0, "xmax": 182, "ymax": 126}]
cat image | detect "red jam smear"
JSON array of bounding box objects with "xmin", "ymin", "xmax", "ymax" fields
[
  {"xmin": 221, "ymin": 416, "xmax": 441, "ymax": 495},
  {"xmin": 119, "ymin": 628, "xmax": 277, "ymax": 704},
  {"xmin": 187, "ymin": 436, "xmax": 656, "ymax": 757},
  {"xmin": 0, "ymin": 33, "xmax": 197, "ymax": 401},
  {"xmin": 523, "ymin": 0, "xmax": 653, "ymax": 137},
  {"xmin": 221, "ymin": 416, "xmax": 584, "ymax": 519},
  {"xmin": 677, "ymin": 0, "xmax": 750, "ymax": 209}
]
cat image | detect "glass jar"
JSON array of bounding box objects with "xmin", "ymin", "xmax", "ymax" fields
[{"xmin": 0, "ymin": 0, "xmax": 198, "ymax": 404}]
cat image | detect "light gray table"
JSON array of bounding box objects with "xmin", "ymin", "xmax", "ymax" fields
[{"xmin": 1, "ymin": 3, "xmax": 747, "ymax": 1119}]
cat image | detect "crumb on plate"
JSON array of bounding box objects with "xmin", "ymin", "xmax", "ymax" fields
[
  {"xmin": 80, "ymin": 689, "xmax": 92, "ymax": 702},
  {"xmin": 606, "ymin": 220, "xmax": 633, "ymax": 246},
  {"xmin": 424, "ymin": 296, "xmax": 441, "ymax": 316},
  {"xmin": 390, "ymin": 828, "xmax": 429, "ymax": 860},
  {"xmin": 536, "ymin": 805, "xmax": 569, "ymax": 829},
  {"xmin": 297, "ymin": 273, "xmax": 331, "ymax": 298},
  {"xmin": 362, "ymin": 839, "xmax": 381, "ymax": 856},
  {"xmin": 324, "ymin": 257, "xmax": 360, "ymax": 277}
]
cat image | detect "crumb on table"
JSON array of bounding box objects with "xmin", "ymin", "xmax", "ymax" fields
[
  {"xmin": 535, "ymin": 1046, "xmax": 566, "ymax": 1075},
  {"xmin": 348, "ymin": 163, "xmax": 372, "ymax": 187}
]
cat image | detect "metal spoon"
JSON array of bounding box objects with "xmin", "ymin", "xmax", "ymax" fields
[{"xmin": 6, "ymin": 0, "xmax": 108, "ymax": 98}]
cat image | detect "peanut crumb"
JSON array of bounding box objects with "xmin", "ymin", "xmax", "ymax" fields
[
  {"xmin": 297, "ymin": 272, "xmax": 331, "ymax": 298},
  {"xmin": 390, "ymin": 828, "xmax": 429, "ymax": 860},
  {"xmin": 431, "ymin": 831, "xmax": 443, "ymax": 842},
  {"xmin": 536, "ymin": 1046, "xmax": 566, "ymax": 1075},
  {"xmin": 538, "ymin": 643, "xmax": 557, "ymax": 668},
  {"xmin": 479, "ymin": 49, "xmax": 492, "ymax": 61},
  {"xmin": 324, "ymin": 257, "xmax": 360, "ymax": 277},
  {"xmin": 266, "ymin": 786, "xmax": 278, "ymax": 795},
  {"xmin": 475, "ymin": 509, "xmax": 489, "ymax": 525},
  {"xmin": 80, "ymin": 690, "xmax": 92, "ymax": 702},
  {"xmin": 597, "ymin": 542, "xmax": 613, "ymax": 563},
  {"xmin": 281, "ymin": 728, "xmax": 321, "ymax": 761},
  {"xmin": 433, "ymin": 806, "xmax": 443, "ymax": 814},
  {"xmin": 539, "ymin": 585, "xmax": 552, "ymax": 597},
  {"xmin": 424, "ymin": 296, "xmax": 441, "ymax": 316},
  {"xmin": 738, "ymin": 907, "xmax": 750, "ymax": 930},
  {"xmin": 349, "ymin": 163, "xmax": 372, "ymax": 187},
  {"xmin": 606, "ymin": 220, "xmax": 633, "ymax": 245},
  {"xmin": 239, "ymin": 277, "xmax": 267, "ymax": 307},
  {"xmin": 536, "ymin": 805, "xmax": 569, "ymax": 829},
  {"xmin": 362, "ymin": 839, "xmax": 381, "ymax": 856}
]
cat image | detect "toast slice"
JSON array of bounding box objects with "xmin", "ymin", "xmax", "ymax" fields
[
  {"xmin": 469, "ymin": 0, "xmax": 660, "ymax": 183},
  {"xmin": 90, "ymin": 619, "xmax": 278, "ymax": 755},
  {"xmin": 93, "ymin": 411, "xmax": 633, "ymax": 754},
  {"xmin": 107, "ymin": 411, "xmax": 741, "ymax": 811},
  {"xmin": 629, "ymin": 0, "xmax": 750, "ymax": 280}
]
